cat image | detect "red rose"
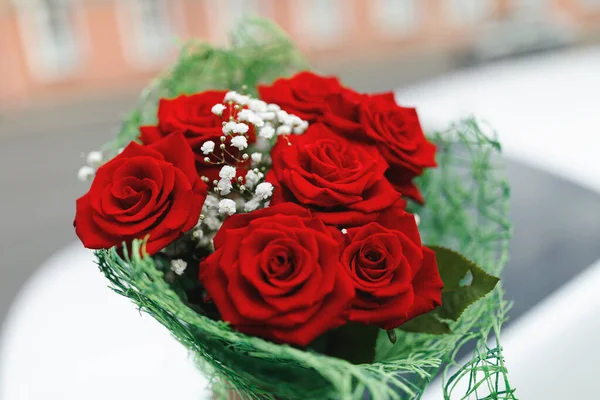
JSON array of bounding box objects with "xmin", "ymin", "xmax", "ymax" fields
[
  {"xmin": 267, "ymin": 123, "xmax": 400, "ymax": 227},
  {"xmin": 198, "ymin": 203, "xmax": 354, "ymax": 346},
  {"xmin": 321, "ymin": 91, "xmax": 436, "ymax": 203},
  {"xmin": 338, "ymin": 202, "xmax": 443, "ymax": 329},
  {"xmin": 258, "ymin": 71, "xmax": 347, "ymax": 122},
  {"xmin": 75, "ymin": 133, "xmax": 208, "ymax": 255},
  {"xmin": 321, "ymin": 90, "xmax": 365, "ymax": 136},
  {"xmin": 360, "ymin": 93, "xmax": 436, "ymax": 203},
  {"xmin": 139, "ymin": 91, "xmax": 254, "ymax": 183}
]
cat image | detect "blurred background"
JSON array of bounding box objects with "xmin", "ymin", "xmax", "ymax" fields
[{"xmin": 1, "ymin": 0, "xmax": 600, "ymax": 342}]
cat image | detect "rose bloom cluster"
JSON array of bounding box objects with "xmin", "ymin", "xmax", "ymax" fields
[{"xmin": 75, "ymin": 72, "xmax": 443, "ymax": 347}]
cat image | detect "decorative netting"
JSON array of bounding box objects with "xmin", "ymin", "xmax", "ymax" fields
[{"xmin": 95, "ymin": 19, "xmax": 515, "ymax": 400}]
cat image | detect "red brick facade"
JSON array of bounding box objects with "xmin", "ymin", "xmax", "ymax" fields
[{"xmin": 1, "ymin": 0, "xmax": 599, "ymax": 110}]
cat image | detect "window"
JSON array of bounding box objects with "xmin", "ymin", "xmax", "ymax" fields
[
  {"xmin": 16, "ymin": 0, "xmax": 81, "ymax": 81},
  {"xmin": 447, "ymin": 0, "xmax": 494, "ymax": 24},
  {"xmin": 294, "ymin": 0, "xmax": 344, "ymax": 48},
  {"xmin": 373, "ymin": 0, "xmax": 419, "ymax": 37},
  {"xmin": 120, "ymin": 0, "xmax": 177, "ymax": 66}
]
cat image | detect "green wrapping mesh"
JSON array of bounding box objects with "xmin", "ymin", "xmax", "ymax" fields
[{"xmin": 94, "ymin": 19, "xmax": 515, "ymax": 399}]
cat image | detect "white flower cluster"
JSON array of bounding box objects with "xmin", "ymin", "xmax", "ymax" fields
[
  {"xmin": 255, "ymin": 104, "xmax": 309, "ymax": 140},
  {"xmin": 192, "ymin": 195, "xmax": 221, "ymax": 248},
  {"xmin": 207, "ymin": 90, "xmax": 308, "ymax": 143},
  {"xmin": 170, "ymin": 259, "xmax": 187, "ymax": 275},
  {"xmin": 201, "ymin": 90, "xmax": 304, "ymax": 202},
  {"xmin": 192, "ymin": 91, "xmax": 299, "ymax": 249},
  {"xmin": 242, "ymin": 181, "xmax": 273, "ymax": 212},
  {"xmin": 77, "ymin": 150, "xmax": 104, "ymax": 181},
  {"xmin": 77, "ymin": 90, "xmax": 308, "ymax": 253}
]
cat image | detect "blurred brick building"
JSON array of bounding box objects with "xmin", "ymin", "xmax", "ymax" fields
[{"xmin": 1, "ymin": 0, "xmax": 599, "ymax": 111}]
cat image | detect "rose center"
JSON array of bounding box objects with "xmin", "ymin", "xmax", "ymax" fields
[
  {"xmin": 267, "ymin": 251, "xmax": 295, "ymax": 280},
  {"xmin": 353, "ymin": 244, "xmax": 393, "ymax": 283},
  {"xmin": 364, "ymin": 249, "xmax": 383, "ymax": 263}
]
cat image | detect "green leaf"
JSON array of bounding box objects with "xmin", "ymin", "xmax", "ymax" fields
[
  {"xmin": 325, "ymin": 323, "xmax": 380, "ymax": 364},
  {"xmin": 398, "ymin": 313, "xmax": 451, "ymax": 335},
  {"xmin": 430, "ymin": 246, "xmax": 500, "ymax": 321}
]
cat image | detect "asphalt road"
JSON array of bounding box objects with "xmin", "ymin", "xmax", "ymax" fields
[{"xmin": 1, "ymin": 86, "xmax": 600, "ymax": 330}]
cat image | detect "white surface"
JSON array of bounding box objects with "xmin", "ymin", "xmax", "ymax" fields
[
  {"xmin": 2, "ymin": 47, "xmax": 599, "ymax": 399},
  {"xmin": 397, "ymin": 46, "xmax": 600, "ymax": 193},
  {"xmin": 0, "ymin": 243, "xmax": 211, "ymax": 400},
  {"xmin": 421, "ymin": 258, "xmax": 600, "ymax": 400},
  {"xmin": 398, "ymin": 46, "xmax": 600, "ymax": 399}
]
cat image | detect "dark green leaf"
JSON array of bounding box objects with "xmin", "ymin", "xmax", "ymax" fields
[
  {"xmin": 325, "ymin": 323, "xmax": 380, "ymax": 364},
  {"xmin": 430, "ymin": 246, "xmax": 500, "ymax": 321},
  {"xmin": 398, "ymin": 313, "xmax": 451, "ymax": 335}
]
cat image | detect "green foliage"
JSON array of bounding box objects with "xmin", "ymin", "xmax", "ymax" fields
[
  {"xmin": 399, "ymin": 247, "xmax": 500, "ymax": 336},
  {"xmin": 433, "ymin": 246, "xmax": 500, "ymax": 321},
  {"xmin": 95, "ymin": 18, "xmax": 515, "ymax": 400},
  {"xmin": 325, "ymin": 323, "xmax": 380, "ymax": 365},
  {"xmin": 399, "ymin": 313, "xmax": 451, "ymax": 335},
  {"xmin": 102, "ymin": 17, "xmax": 307, "ymax": 152}
]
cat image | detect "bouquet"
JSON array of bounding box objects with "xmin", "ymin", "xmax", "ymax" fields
[{"xmin": 74, "ymin": 19, "xmax": 514, "ymax": 399}]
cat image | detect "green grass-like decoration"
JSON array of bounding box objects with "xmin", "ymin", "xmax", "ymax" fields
[{"xmin": 95, "ymin": 18, "xmax": 515, "ymax": 399}]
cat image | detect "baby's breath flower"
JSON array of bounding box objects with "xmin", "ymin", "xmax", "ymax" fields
[
  {"xmin": 244, "ymin": 170, "xmax": 260, "ymax": 189},
  {"xmin": 237, "ymin": 109, "xmax": 255, "ymax": 122},
  {"xmin": 259, "ymin": 124, "xmax": 275, "ymax": 139},
  {"xmin": 211, "ymin": 103, "xmax": 226, "ymax": 116},
  {"xmin": 219, "ymin": 165, "xmax": 237, "ymax": 180},
  {"xmin": 276, "ymin": 125, "xmax": 292, "ymax": 136},
  {"xmin": 248, "ymin": 99, "xmax": 267, "ymax": 113},
  {"xmin": 258, "ymin": 111, "xmax": 276, "ymax": 121},
  {"xmin": 217, "ymin": 178, "xmax": 233, "ymax": 195},
  {"xmin": 203, "ymin": 195, "xmax": 219, "ymax": 209},
  {"xmin": 235, "ymin": 94, "xmax": 250, "ymax": 105},
  {"xmin": 233, "ymin": 122, "xmax": 249, "ymax": 134},
  {"xmin": 86, "ymin": 151, "xmax": 103, "ymax": 168},
  {"xmin": 77, "ymin": 166, "xmax": 95, "ymax": 182},
  {"xmin": 414, "ymin": 213, "xmax": 421, "ymax": 226},
  {"xmin": 224, "ymin": 91, "xmax": 238, "ymax": 102},
  {"xmin": 222, "ymin": 121, "xmax": 237, "ymax": 134},
  {"xmin": 218, "ymin": 199, "xmax": 237, "ymax": 215},
  {"xmin": 203, "ymin": 215, "xmax": 222, "ymax": 231},
  {"xmin": 230, "ymin": 136, "xmax": 248, "ymax": 150},
  {"xmin": 266, "ymin": 103, "xmax": 281, "ymax": 112},
  {"xmin": 201, "ymin": 141, "xmax": 215, "ymax": 154},
  {"xmin": 170, "ymin": 259, "xmax": 187, "ymax": 275},
  {"xmin": 247, "ymin": 112, "xmax": 265, "ymax": 127},
  {"xmin": 276, "ymin": 110, "xmax": 292, "ymax": 125},
  {"xmin": 251, "ymin": 152, "xmax": 262, "ymax": 164},
  {"xmin": 244, "ymin": 198, "xmax": 261, "ymax": 212},
  {"xmin": 290, "ymin": 117, "xmax": 309, "ymax": 134},
  {"xmin": 289, "ymin": 115, "xmax": 303, "ymax": 126},
  {"xmin": 255, "ymin": 182, "xmax": 274, "ymax": 200}
]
